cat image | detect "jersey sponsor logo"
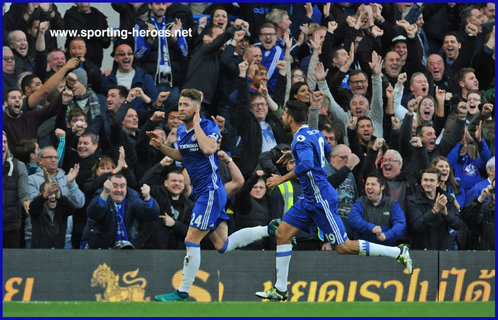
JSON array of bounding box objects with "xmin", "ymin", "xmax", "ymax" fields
[
  {"xmin": 297, "ymin": 135, "xmax": 306, "ymax": 142},
  {"xmin": 179, "ymin": 143, "xmax": 199, "ymax": 151}
]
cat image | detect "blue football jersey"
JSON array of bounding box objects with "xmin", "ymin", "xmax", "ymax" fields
[
  {"xmin": 292, "ymin": 125, "xmax": 335, "ymax": 202},
  {"xmin": 176, "ymin": 118, "xmax": 223, "ymax": 195}
]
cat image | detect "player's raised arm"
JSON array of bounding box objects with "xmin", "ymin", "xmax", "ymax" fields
[{"xmin": 193, "ymin": 109, "xmax": 218, "ymax": 156}]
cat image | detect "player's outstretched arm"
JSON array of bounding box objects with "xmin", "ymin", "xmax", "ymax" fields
[
  {"xmin": 267, "ymin": 170, "xmax": 298, "ymax": 188},
  {"xmin": 147, "ymin": 131, "xmax": 183, "ymax": 161}
]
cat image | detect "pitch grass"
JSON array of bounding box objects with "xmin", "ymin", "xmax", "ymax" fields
[{"xmin": 3, "ymin": 301, "xmax": 495, "ymax": 317}]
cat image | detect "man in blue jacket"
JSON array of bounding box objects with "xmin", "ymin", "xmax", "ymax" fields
[
  {"xmin": 348, "ymin": 172, "xmax": 407, "ymax": 246},
  {"xmin": 85, "ymin": 173, "xmax": 159, "ymax": 249}
]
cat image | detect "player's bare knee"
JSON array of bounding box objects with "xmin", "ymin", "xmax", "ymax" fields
[
  {"xmin": 213, "ymin": 240, "xmax": 225, "ymax": 252},
  {"xmin": 275, "ymin": 228, "xmax": 291, "ymax": 244}
]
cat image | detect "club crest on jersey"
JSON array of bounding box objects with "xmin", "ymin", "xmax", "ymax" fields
[
  {"xmin": 208, "ymin": 132, "xmax": 220, "ymax": 141},
  {"xmin": 297, "ymin": 135, "xmax": 306, "ymax": 142},
  {"xmin": 191, "ymin": 134, "xmax": 197, "ymax": 141}
]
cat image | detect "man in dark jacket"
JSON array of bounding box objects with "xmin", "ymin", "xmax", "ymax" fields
[
  {"xmin": 85, "ymin": 173, "xmax": 159, "ymax": 249},
  {"xmin": 235, "ymin": 60, "xmax": 286, "ymax": 179},
  {"xmin": 381, "ymin": 149, "xmax": 418, "ymax": 213},
  {"xmin": 406, "ymin": 168, "xmax": 463, "ymax": 250},
  {"xmin": 64, "ymin": 131, "xmax": 102, "ymax": 248},
  {"xmin": 63, "ymin": 3, "xmax": 110, "ymax": 68},
  {"xmin": 3, "ymin": 132, "xmax": 31, "ymax": 248},
  {"xmin": 399, "ymin": 102, "xmax": 467, "ymax": 178},
  {"xmin": 182, "ymin": 20, "xmax": 243, "ymax": 117},
  {"xmin": 135, "ymin": 167, "xmax": 194, "ymax": 249},
  {"xmin": 29, "ymin": 181, "xmax": 75, "ymax": 248},
  {"xmin": 66, "ymin": 38, "xmax": 102, "ymax": 91},
  {"xmin": 461, "ymin": 183, "xmax": 495, "ymax": 250}
]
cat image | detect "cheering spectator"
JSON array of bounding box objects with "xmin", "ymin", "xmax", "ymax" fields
[{"xmin": 63, "ymin": 3, "xmax": 110, "ymax": 68}]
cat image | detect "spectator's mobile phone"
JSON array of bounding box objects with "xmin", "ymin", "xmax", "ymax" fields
[{"xmin": 490, "ymin": 187, "xmax": 495, "ymax": 193}]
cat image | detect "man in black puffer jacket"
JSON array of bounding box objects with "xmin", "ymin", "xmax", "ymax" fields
[{"xmin": 406, "ymin": 168, "xmax": 462, "ymax": 250}]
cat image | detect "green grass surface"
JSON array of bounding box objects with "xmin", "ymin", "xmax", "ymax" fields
[{"xmin": 3, "ymin": 301, "xmax": 495, "ymax": 317}]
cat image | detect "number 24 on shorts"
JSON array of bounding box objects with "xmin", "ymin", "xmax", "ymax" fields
[{"xmin": 190, "ymin": 213, "xmax": 203, "ymax": 227}]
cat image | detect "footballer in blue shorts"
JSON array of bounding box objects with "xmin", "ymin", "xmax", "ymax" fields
[
  {"xmin": 255, "ymin": 101, "xmax": 413, "ymax": 301},
  {"xmin": 149, "ymin": 89, "xmax": 279, "ymax": 302}
]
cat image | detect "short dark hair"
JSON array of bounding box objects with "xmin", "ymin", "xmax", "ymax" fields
[
  {"xmin": 285, "ymin": 100, "xmax": 308, "ymax": 124},
  {"xmin": 69, "ymin": 37, "xmax": 86, "ymax": 47},
  {"xmin": 331, "ymin": 46, "xmax": 345, "ymax": 60},
  {"xmin": 421, "ymin": 167, "xmax": 441, "ymax": 181},
  {"xmin": 456, "ymin": 67, "xmax": 476, "ymax": 83},
  {"xmin": 80, "ymin": 131, "xmax": 99, "ymax": 145},
  {"xmin": 20, "ymin": 74, "xmax": 38, "ymax": 95},
  {"xmin": 166, "ymin": 105, "xmax": 179, "ymax": 116},
  {"xmin": 348, "ymin": 69, "xmax": 368, "ymax": 81},
  {"xmin": 166, "ymin": 168, "xmax": 184, "ymax": 180},
  {"xmin": 14, "ymin": 138, "xmax": 37, "ymax": 163},
  {"xmin": 108, "ymin": 85, "xmax": 129, "ymax": 99},
  {"xmin": 3, "ymin": 87, "xmax": 21, "ymax": 102},
  {"xmin": 357, "ymin": 115, "xmax": 373, "ymax": 126},
  {"xmin": 110, "ymin": 172, "xmax": 126, "ymax": 181},
  {"xmin": 365, "ymin": 172, "xmax": 385, "ymax": 187},
  {"xmin": 443, "ymin": 31, "xmax": 461, "ymax": 43},
  {"xmin": 415, "ymin": 123, "xmax": 434, "ymax": 137}
]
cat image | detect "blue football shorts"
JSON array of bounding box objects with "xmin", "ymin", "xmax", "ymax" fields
[
  {"xmin": 189, "ymin": 187, "xmax": 228, "ymax": 231},
  {"xmin": 282, "ymin": 191, "xmax": 348, "ymax": 245}
]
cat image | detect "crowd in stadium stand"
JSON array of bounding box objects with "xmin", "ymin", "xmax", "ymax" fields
[{"xmin": 2, "ymin": 2, "xmax": 495, "ymax": 250}]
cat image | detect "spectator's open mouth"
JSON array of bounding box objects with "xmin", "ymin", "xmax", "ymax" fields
[
  {"xmin": 422, "ymin": 109, "xmax": 432, "ymax": 118},
  {"xmin": 440, "ymin": 171, "xmax": 448, "ymax": 179},
  {"xmin": 353, "ymin": 108, "xmax": 363, "ymax": 116}
]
